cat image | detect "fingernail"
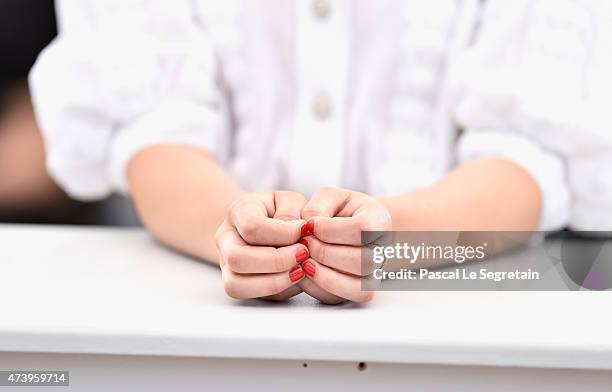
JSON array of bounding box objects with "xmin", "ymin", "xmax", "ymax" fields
[
  {"xmin": 295, "ymin": 248, "xmax": 309, "ymax": 263},
  {"xmin": 289, "ymin": 265, "xmax": 305, "ymax": 282},
  {"xmin": 302, "ymin": 261, "xmax": 316, "ymax": 278},
  {"xmin": 299, "ymin": 238, "xmax": 309, "ymax": 248},
  {"xmin": 301, "ymin": 219, "xmax": 315, "ymax": 237}
]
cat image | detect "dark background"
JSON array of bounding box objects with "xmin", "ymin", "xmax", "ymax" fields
[{"xmin": 0, "ymin": 0, "xmax": 139, "ymax": 226}]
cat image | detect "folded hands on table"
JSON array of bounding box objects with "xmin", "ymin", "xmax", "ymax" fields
[{"xmin": 215, "ymin": 188, "xmax": 391, "ymax": 304}]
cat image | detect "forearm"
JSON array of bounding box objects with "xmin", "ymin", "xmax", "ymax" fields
[
  {"xmin": 380, "ymin": 158, "xmax": 542, "ymax": 231},
  {"xmin": 127, "ymin": 144, "xmax": 244, "ymax": 263}
]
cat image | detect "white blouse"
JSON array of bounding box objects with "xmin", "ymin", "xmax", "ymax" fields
[{"xmin": 29, "ymin": 0, "xmax": 612, "ymax": 231}]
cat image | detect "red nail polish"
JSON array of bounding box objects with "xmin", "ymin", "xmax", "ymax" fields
[
  {"xmin": 302, "ymin": 261, "xmax": 316, "ymax": 277},
  {"xmin": 301, "ymin": 219, "xmax": 315, "ymax": 237},
  {"xmin": 289, "ymin": 265, "xmax": 305, "ymax": 282},
  {"xmin": 299, "ymin": 238, "xmax": 309, "ymax": 248},
  {"xmin": 295, "ymin": 248, "xmax": 309, "ymax": 263}
]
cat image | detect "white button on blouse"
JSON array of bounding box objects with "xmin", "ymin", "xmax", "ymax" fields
[
  {"xmin": 312, "ymin": 93, "xmax": 332, "ymax": 121},
  {"xmin": 29, "ymin": 0, "xmax": 612, "ymax": 231},
  {"xmin": 313, "ymin": 0, "xmax": 331, "ymax": 19}
]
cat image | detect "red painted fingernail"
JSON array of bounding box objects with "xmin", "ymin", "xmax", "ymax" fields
[
  {"xmin": 302, "ymin": 261, "xmax": 316, "ymax": 277},
  {"xmin": 299, "ymin": 238, "xmax": 309, "ymax": 248},
  {"xmin": 295, "ymin": 248, "xmax": 309, "ymax": 263},
  {"xmin": 289, "ymin": 265, "xmax": 305, "ymax": 282},
  {"xmin": 301, "ymin": 219, "xmax": 315, "ymax": 237}
]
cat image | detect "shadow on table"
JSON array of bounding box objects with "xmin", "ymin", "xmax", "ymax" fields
[{"xmin": 235, "ymin": 295, "xmax": 370, "ymax": 309}]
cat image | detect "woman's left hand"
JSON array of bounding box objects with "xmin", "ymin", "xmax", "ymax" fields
[{"xmin": 297, "ymin": 188, "xmax": 392, "ymax": 304}]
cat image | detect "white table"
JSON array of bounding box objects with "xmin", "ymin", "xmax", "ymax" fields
[{"xmin": 0, "ymin": 224, "xmax": 611, "ymax": 391}]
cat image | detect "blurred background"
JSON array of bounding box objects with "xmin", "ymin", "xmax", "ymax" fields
[{"xmin": 0, "ymin": 0, "xmax": 139, "ymax": 226}]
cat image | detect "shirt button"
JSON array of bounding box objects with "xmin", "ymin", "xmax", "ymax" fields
[
  {"xmin": 312, "ymin": 93, "xmax": 332, "ymax": 121},
  {"xmin": 313, "ymin": 0, "xmax": 331, "ymax": 19}
]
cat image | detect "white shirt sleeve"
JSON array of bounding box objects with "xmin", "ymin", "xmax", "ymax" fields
[
  {"xmin": 449, "ymin": 0, "xmax": 612, "ymax": 231},
  {"xmin": 29, "ymin": 0, "xmax": 227, "ymax": 200}
]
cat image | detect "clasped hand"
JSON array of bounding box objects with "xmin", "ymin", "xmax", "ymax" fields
[{"xmin": 215, "ymin": 188, "xmax": 391, "ymax": 304}]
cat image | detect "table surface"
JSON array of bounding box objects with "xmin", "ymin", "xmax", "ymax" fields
[{"xmin": 0, "ymin": 224, "xmax": 611, "ymax": 370}]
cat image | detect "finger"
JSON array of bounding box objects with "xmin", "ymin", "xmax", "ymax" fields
[
  {"xmin": 301, "ymin": 187, "xmax": 352, "ymax": 220},
  {"xmin": 303, "ymin": 216, "xmax": 363, "ymax": 245},
  {"xmin": 301, "ymin": 259, "xmax": 374, "ymax": 303},
  {"xmin": 217, "ymin": 226, "xmax": 309, "ymax": 273},
  {"xmin": 215, "ymin": 219, "xmax": 235, "ymax": 269},
  {"xmin": 310, "ymin": 204, "xmax": 390, "ymax": 245},
  {"xmin": 301, "ymin": 189, "xmax": 391, "ymax": 245},
  {"xmin": 272, "ymin": 191, "xmax": 308, "ymax": 221},
  {"xmin": 262, "ymin": 284, "xmax": 304, "ymax": 302},
  {"xmin": 230, "ymin": 196, "xmax": 303, "ymax": 245},
  {"xmin": 222, "ymin": 265, "xmax": 305, "ymax": 299},
  {"xmin": 302, "ymin": 236, "xmax": 373, "ymax": 276},
  {"xmin": 298, "ymin": 279, "xmax": 346, "ymax": 305}
]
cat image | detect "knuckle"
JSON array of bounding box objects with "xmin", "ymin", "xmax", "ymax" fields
[
  {"xmin": 363, "ymin": 208, "xmax": 393, "ymax": 233},
  {"xmin": 356, "ymin": 290, "xmax": 375, "ymax": 303},
  {"xmin": 382, "ymin": 209, "xmax": 392, "ymax": 229},
  {"xmin": 239, "ymin": 217, "xmax": 260, "ymax": 243},
  {"xmin": 300, "ymin": 207, "xmax": 322, "ymax": 219},
  {"xmin": 214, "ymin": 233, "xmax": 223, "ymax": 251},
  {"xmin": 225, "ymin": 248, "xmax": 243, "ymax": 272},
  {"xmin": 357, "ymin": 217, "xmax": 373, "ymax": 233},
  {"xmin": 223, "ymin": 278, "xmax": 242, "ymax": 299},
  {"xmin": 357, "ymin": 218, "xmax": 384, "ymax": 244},
  {"xmin": 214, "ymin": 225, "xmax": 226, "ymax": 250},
  {"xmin": 228, "ymin": 197, "xmax": 248, "ymax": 219},
  {"xmin": 374, "ymin": 208, "xmax": 393, "ymax": 231}
]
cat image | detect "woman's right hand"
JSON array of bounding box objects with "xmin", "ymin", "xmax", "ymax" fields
[{"xmin": 215, "ymin": 191, "xmax": 310, "ymax": 300}]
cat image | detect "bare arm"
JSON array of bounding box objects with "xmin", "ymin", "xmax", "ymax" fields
[
  {"xmin": 127, "ymin": 144, "xmax": 244, "ymax": 263},
  {"xmin": 379, "ymin": 158, "xmax": 542, "ymax": 231}
]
